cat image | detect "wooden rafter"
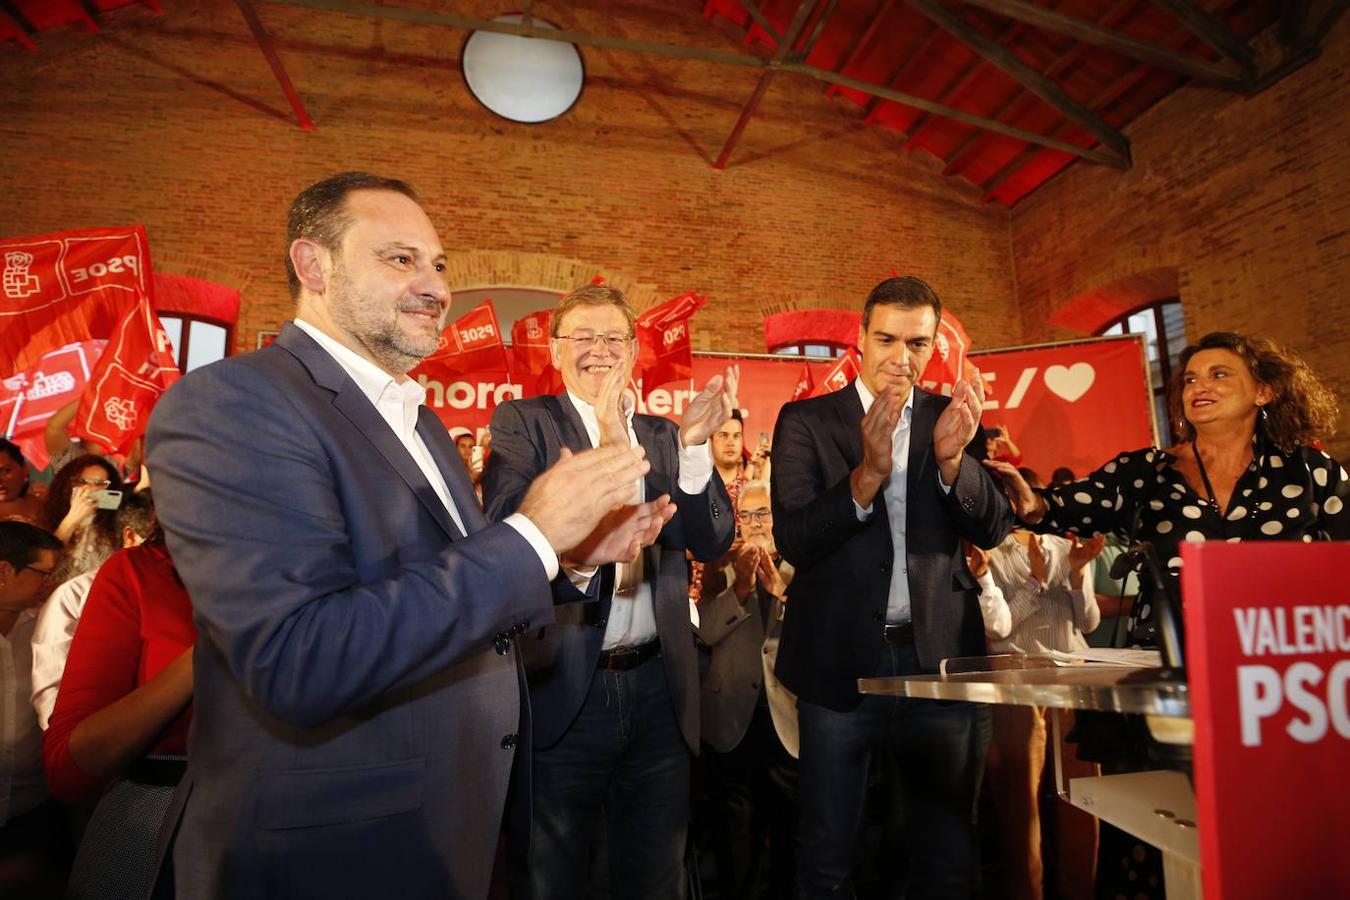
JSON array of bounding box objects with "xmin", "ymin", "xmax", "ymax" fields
[
  {"xmin": 714, "ymin": 0, "xmax": 817, "ymax": 169},
  {"xmin": 801, "ymin": 0, "xmax": 839, "ymax": 58},
  {"xmin": 860, "ymin": 22, "xmax": 945, "ymax": 121},
  {"xmin": 958, "ymin": 0, "xmax": 1247, "ymax": 87},
  {"xmin": 263, "ymin": 0, "xmax": 1126, "ymax": 167},
  {"xmin": 740, "ymin": 0, "xmax": 782, "ymax": 46},
  {"xmin": 823, "ymin": 0, "xmax": 898, "ymax": 96},
  {"xmin": 942, "ymin": 0, "xmax": 1136, "ymax": 176},
  {"xmin": 979, "ymin": 8, "xmax": 1208, "ymax": 201},
  {"xmin": 906, "ymin": 0, "xmax": 1129, "ymax": 163},
  {"xmin": 1149, "ymin": 0, "xmax": 1255, "ymax": 71},
  {"xmin": 897, "ymin": 15, "xmax": 1025, "ymax": 142},
  {"xmin": 236, "ymin": 0, "xmax": 314, "ymax": 131}
]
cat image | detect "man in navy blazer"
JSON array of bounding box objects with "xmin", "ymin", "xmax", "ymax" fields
[
  {"xmin": 482, "ymin": 284, "xmax": 736, "ymax": 900},
  {"xmin": 771, "ymin": 276, "xmax": 1013, "ymax": 898},
  {"xmin": 145, "ymin": 173, "xmax": 669, "ymax": 900}
]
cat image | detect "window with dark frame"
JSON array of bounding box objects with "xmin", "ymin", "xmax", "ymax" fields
[
  {"xmin": 160, "ymin": 314, "xmax": 234, "ymax": 373},
  {"xmin": 771, "ymin": 342, "xmax": 848, "ymax": 359},
  {"xmin": 1096, "ymin": 299, "xmax": 1185, "ymax": 444}
]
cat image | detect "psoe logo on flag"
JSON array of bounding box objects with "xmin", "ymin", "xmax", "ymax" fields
[
  {"xmin": 2, "ymin": 251, "xmax": 41, "ymax": 300},
  {"xmin": 103, "ymin": 396, "xmax": 138, "ymax": 432}
]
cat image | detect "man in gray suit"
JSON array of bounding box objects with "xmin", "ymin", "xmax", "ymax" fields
[
  {"xmin": 482, "ymin": 284, "xmax": 736, "ymax": 900},
  {"xmin": 146, "ymin": 172, "xmax": 670, "ymax": 900},
  {"xmin": 695, "ymin": 480, "xmax": 799, "ymax": 899}
]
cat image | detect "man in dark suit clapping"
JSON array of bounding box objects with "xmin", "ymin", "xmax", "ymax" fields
[{"xmin": 770, "ymin": 276, "xmax": 1014, "ymax": 899}]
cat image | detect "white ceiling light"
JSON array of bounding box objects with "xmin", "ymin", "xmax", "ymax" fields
[{"xmin": 461, "ymin": 14, "xmax": 584, "ymax": 124}]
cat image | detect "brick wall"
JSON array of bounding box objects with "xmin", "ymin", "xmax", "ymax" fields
[
  {"xmin": 1011, "ymin": 19, "xmax": 1350, "ymax": 458},
  {"xmin": 0, "ymin": 0, "xmax": 1018, "ymax": 358}
]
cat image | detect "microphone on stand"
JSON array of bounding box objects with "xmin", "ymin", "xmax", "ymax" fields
[{"xmin": 1110, "ymin": 541, "xmax": 1186, "ymax": 675}]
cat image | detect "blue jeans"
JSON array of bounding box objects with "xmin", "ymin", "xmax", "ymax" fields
[
  {"xmin": 796, "ymin": 641, "xmax": 991, "ymax": 900},
  {"xmin": 516, "ymin": 653, "xmax": 691, "ymax": 900}
]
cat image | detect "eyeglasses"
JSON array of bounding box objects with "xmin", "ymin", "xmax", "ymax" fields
[
  {"xmin": 22, "ymin": 565, "xmax": 56, "ymax": 581},
  {"xmin": 735, "ymin": 509, "xmax": 772, "ymax": 524},
  {"xmin": 72, "ymin": 477, "xmax": 111, "ymax": 488},
  {"xmin": 555, "ymin": 331, "xmax": 633, "ymax": 352}
]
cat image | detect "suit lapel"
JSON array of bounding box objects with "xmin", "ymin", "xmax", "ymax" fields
[
  {"xmin": 833, "ymin": 382, "xmax": 866, "ymax": 468},
  {"xmin": 907, "ymin": 389, "xmax": 937, "ymax": 503},
  {"xmin": 418, "ymin": 408, "xmax": 485, "ymax": 535},
  {"xmin": 276, "ymin": 324, "xmax": 464, "ymax": 542},
  {"xmin": 543, "ymin": 393, "xmax": 591, "ymax": 453}
]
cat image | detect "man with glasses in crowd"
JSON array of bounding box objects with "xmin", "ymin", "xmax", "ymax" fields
[
  {"xmin": 696, "ymin": 481, "xmax": 799, "ymax": 900},
  {"xmin": 483, "ymin": 284, "xmax": 737, "ymax": 900}
]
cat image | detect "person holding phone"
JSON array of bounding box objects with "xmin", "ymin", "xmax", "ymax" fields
[{"xmin": 39, "ymin": 456, "xmax": 123, "ymax": 585}]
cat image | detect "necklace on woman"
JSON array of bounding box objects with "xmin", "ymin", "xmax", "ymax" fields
[{"xmin": 1191, "ymin": 442, "xmax": 1222, "ymax": 515}]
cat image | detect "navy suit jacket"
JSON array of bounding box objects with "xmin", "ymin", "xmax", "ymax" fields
[
  {"xmin": 481, "ymin": 393, "xmax": 735, "ymax": 752},
  {"xmin": 770, "ymin": 383, "xmax": 1014, "ymax": 711},
  {"xmin": 145, "ymin": 323, "xmax": 557, "ymax": 900}
]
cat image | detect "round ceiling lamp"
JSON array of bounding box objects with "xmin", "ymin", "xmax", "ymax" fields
[{"xmin": 461, "ymin": 14, "xmax": 585, "ymax": 124}]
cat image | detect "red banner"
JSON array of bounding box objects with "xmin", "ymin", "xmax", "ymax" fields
[
  {"xmin": 635, "ymin": 291, "xmax": 707, "ymax": 397},
  {"xmin": 763, "ymin": 308, "xmax": 860, "ymax": 351},
  {"xmin": 71, "ymin": 293, "xmax": 180, "ymax": 455},
  {"xmin": 789, "ymin": 361, "xmax": 814, "ymax": 403},
  {"xmin": 922, "ymin": 312, "xmax": 973, "ymax": 395},
  {"xmin": 1, "ymin": 226, "xmax": 151, "ymax": 376},
  {"xmin": 1182, "ymin": 542, "xmax": 1350, "ymax": 900},
  {"xmin": 972, "ymin": 336, "xmax": 1155, "ymax": 479},
  {"xmin": 1, "ymin": 340, "xmax": 106, "ymax": 470}
]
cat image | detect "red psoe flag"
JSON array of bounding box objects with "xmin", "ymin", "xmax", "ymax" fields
[
  {"xmin": 1, "ymin": 225, "xmax": 151, "ymax": 376},
  {"xmin": 71, "ymin": 292, "xmax": 180, "ymax": 455},
  {"xmin": 812, "ymin": 348, "xmax": 860, "ymax": 397},
  {"xmin": 508, "ymin": 309, "xmax": 563, "ymax": 398},
  {"xmin": 789, "ymin": 361, "xmax": 815, "ymax": 402},
  {"xmin": 635, "ymin": 291, "xmax": 708, "ymax": 397},
  {"xmin": 423, "ymin": 300, "xmax": 509, "ymax": 376},
  {"xmin": 919, "ymin": 311, "xmax": 974, "ymax": 395}
]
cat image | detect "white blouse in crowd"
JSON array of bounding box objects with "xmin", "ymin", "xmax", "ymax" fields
[{"xmin": 975, "ymin": 533, "xmax": 1100, "ymax": 655}]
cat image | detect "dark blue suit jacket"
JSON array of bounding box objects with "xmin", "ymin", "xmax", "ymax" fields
[
  {"xmin": 145, "ymin": 323, "xmax": 557, "ymax": 899},
  {"xmin": 481, "ymin": 393, "xmax": 735, "ymax": 751}
]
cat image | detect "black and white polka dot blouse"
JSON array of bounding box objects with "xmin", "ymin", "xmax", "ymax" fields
[{"xmin": 1033, "ymin": 443, "xmax": 1350, "ymax": 644}]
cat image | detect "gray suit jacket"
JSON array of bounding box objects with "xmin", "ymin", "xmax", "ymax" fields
[
  {"xmin": 695, "ymin": 561, "xmax": 799, "ymax": 757},
  {"xmin": 481, "ymin": 393, "xmax": 735, "ymax": 751},
  {"xmin": 145, "ymin": 323, "xmax": 556, "ymax": 900}
]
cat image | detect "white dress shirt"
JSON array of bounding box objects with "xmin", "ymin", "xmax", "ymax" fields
[
  {"xmin": 564, "ymin": 390, "xmax": 713, "ymax": 649},
  {"xmin": 977, "ymin": 535, "xmax": 1100, "ymax": 654},
  {"xmin": 1, "ymin": 609, "xmax": 46, "ymax": 824},
  {"xmin": 294, "ymin": 320, "xmax": 558, "ymax": 580},
  {"xmin": 852, "ymin": 382, "xmax": 953, "ymax": 625},
  {"xmin": 29, "ymin": 568, "xmax": 99, "ymax": 730}
]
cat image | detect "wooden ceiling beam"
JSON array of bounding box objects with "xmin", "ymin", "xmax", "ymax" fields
[
  {"xmin": 713, "ymin": 0, "xmax": 818, "ymax": 169},
  {"xmin": 823, "ymin": 0, "xmax": 898, "ymax": 96},
  {"xmin": 960, "ymin": 0, "xmax": 1247, "ymax": 87},
  {"xmin": 906, "ymin": 0, "xmax": 1129, "ymax": 162},
  {"xmin": 941, "ymin": 0, "xmax": 1136, "ymax": 175},
  {"xmin": 236, "ymin": 0, "xmax": 314, "ymax": 131},
  {"xmin": 264, "ymin": 0, "xmax": 1125, "ymax": 167},
  {"xmin": 1149, "ymin": 0, "xmax": 1255, "ymax": 71},
  {"xmin": 897, "ymin": 15, "xmax": 1025, "ymax": 143},
  {"xmin": 739, "ymin": 0, "xmax": 782, "ymax": 46}
]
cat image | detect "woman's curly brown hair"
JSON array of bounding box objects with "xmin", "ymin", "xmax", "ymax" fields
[{"xmin": 1169, "ymin": 332, "xmax": 1340, "ymax": 452}]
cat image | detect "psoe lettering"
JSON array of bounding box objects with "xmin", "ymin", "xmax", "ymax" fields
[
  {"xmin": 1237, "ymin": 660, "xmax": 1350, "ymax": 747},
  {"xmin": 70, "ymin": 255, "xmax": 140, "ymax": 283}
]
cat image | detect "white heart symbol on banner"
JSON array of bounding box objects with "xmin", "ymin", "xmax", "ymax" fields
[{"xmin": 1043, "ymin": 363, "xmax": 1095, "ymax": 402}]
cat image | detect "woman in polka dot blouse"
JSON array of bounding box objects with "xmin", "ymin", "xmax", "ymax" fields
[{"xmin": 986, "ymin": 332, "xmax": 1349, "ymax": 647}]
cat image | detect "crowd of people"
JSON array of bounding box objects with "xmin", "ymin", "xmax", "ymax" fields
[{"xmin": 1, "ymin": 170, "xmax": 1347, "ymax": 900}]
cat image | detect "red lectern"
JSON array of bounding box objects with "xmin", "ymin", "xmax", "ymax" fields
[{"xmin": 1182, "ymin": 541, "xmax": 1350, "ymax": 900}]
